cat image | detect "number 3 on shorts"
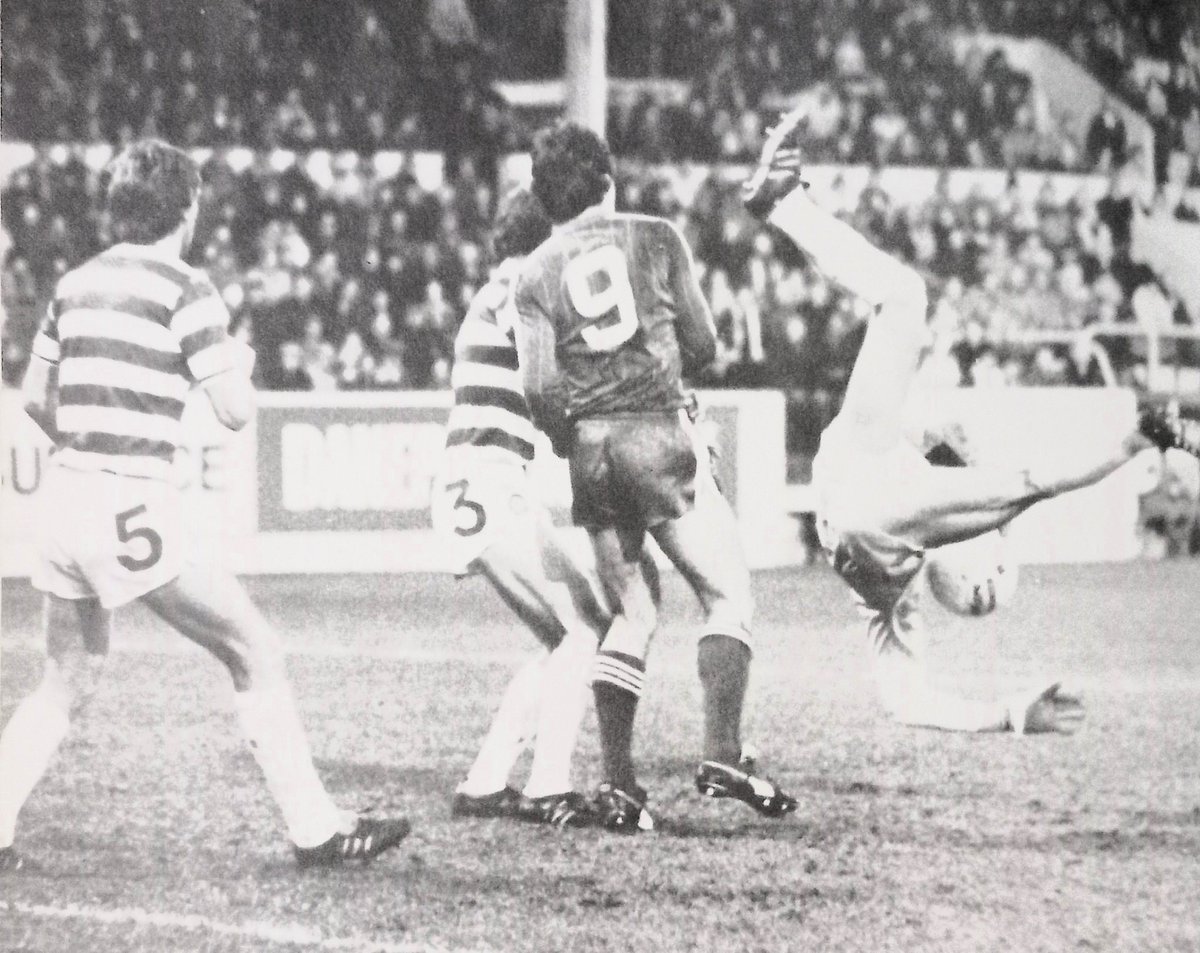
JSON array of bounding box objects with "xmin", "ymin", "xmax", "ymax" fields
[
  {"xmin": 446, "ymin": 480, "xmax": 486, "ymax": 537},
  {"xmin": 566, "ymin": 245, "xmax": 638, "ymax": 351},
  {"xmin": 115, "ymin": 504, "xmax": 163, "ymax": 571}
]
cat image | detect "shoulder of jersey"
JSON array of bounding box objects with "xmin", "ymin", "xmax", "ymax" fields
[{"xmin": 467, "ymin": 271, "xmax": 511, "ymax": 320}]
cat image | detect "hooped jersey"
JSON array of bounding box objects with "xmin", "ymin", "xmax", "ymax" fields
[
  {"xmin": 444, "ymin": 258, "xmax": 538, "ymax": 463},
  {"xmin": 512, "ymin": 210, "xmax": 716, "ymax": 421},
  {"xmin": 31, "ymin": 242, "xmax": 237, "ymax": 482}
]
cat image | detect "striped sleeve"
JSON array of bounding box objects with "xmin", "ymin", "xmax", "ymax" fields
[
  {"xmin": 30, "ymin": 301, "xmax": 62, "ymax": 364},
  {"xmin": 172, "ymin": 274, "xmax": 237, "ymax": 382}
]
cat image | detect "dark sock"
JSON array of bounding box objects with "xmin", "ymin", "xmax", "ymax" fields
[
  {"xmin": 697, "ymin": 633, "xmax": 751, "ymax": 765},
  {"xmin": 593, "ymin": 680, "xmax": 640, "ymax": 792}
]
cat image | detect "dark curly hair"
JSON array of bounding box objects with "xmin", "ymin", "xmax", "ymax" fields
[
  {"xmin": 492, "ymin": 187, "xmax": 552, "ymax": 262},
  {"xmin": 530, "ymin": 122, "xmax": 613, "ymax": 224},
  {"xmin": 105, "ymin": 139, "xmax": 202, "ymax": 244}
]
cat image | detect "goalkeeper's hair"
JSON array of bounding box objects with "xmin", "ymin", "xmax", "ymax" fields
[
  {"xmin": 530, "ymin": 122, "xmax": 612, "ymax": 224},
  {"xmin": 105, "ymin": 139, "xmax": 202, "ymax": 244},
  {"xmin": 492, "ymin": 187, "xmax": 552, "ymax": 262}
]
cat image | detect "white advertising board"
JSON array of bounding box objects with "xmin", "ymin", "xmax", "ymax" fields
[{"xmin": 1, "ymin": 389, "xmax": 799, "ymax": 576}]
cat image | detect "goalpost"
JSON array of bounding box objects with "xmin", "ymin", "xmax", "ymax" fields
[{"xmin": 563, "ymin": 0, "xmax": 607, "ymax": 136}]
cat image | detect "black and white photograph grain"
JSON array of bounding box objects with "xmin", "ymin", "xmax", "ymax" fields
[{"xmin": 1, "ymin": 1, "xmax": 1199, "ymax": 951}]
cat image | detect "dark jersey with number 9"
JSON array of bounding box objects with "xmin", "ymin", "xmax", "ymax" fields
[{"xmin": 512, "ymin": 210, "xmax": 716, "ymax": 420}]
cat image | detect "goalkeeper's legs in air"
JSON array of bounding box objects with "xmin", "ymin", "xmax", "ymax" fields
[{"xmin": 748, "ymin": 112, "xmax": 1177, "ymax": 553}]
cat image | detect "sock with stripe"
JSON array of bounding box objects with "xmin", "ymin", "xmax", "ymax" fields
[
  {"xmin": 233, "ymin": 681, "xmax": 346, "ymax": 850},
  {"xmin": 0, "ymin": 680, "xmax": 71, "ymax": 850},
  {"xmin": 461, "ymin": 652, "xmax": 545, "ymax": 797},
  {"xmin": 592, "ymin": 650, "xmax": 646, "ymax": 792},
  {"xmin": 523, "ymin": 632, "xmax": 593, "ymax": 799}
]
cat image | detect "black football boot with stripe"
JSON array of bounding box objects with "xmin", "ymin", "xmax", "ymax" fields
[
  {"xmin": 593, "ymin": 782, "xmax": 654, "ymax": 834},
  {"xmin": 516, "ymin": 791, "xmax": 597, "ymax": 829},
  {"xmin": 742, "ymin": 105, "xmax": 810, "ymax": 219},
  {"xmin": 293, "ymin": 815, "xmax": 411, "ymax": 868},
  {"xmin": 695, "ymin": 756, "xmax": 798, "ymax": 819}
]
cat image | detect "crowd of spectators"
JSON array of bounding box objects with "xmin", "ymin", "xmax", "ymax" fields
[
  {"xmin": 606, "ymin": 0, "xmax": 1083, "ymax": 170},
  {"xmin": 4, "ymin": 149, "xmax": 1193, "ymax": 458},
  {"xmin": 948, "ymin": 0, "xmax": 1200, "ymax": 192},
  {"xmin": 6, "ymin": 1, "xmax": 1196, "ymax": 176},
  {"xmin": 3, "ymin": 0, "xmax": 1083, "ymax": 171},
  {"xmin": 0, "ymin": 0, "xmax": 524, "ymax": 179}
]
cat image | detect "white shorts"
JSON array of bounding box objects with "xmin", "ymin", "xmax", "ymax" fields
[
  {"xmin": 430, "ymin": 454, "xmax": 537, "ymax": 576},
  {"xmin": 812, "ymin": 419, "xmax": 928, "ymax": 618},
  {"xmin": 812, "ymin": 418, "xmax": 932, "ymax": 542},
  {"xmin": 32, "ymin": 465, "xmax": 185, "ymax": 609}
]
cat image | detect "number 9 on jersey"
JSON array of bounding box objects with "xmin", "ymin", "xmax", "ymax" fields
[{"xmin": 565, "ymin": 245, "xmax": 639, "ymax": 352}]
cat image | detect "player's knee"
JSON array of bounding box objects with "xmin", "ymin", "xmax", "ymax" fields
[
  {"xmin": 703, "ymin": 598, "xmax": 753, "ymax": 652},
  {"xmin": 599, "ymin": 596, "xmax": 657, "ymax": 662},
  {"xmin": 214, "ymin": 623, "xmax": 285, "ymax": 692},
  {"xmin": 39, "ymin": 656, "xmax": 104, "ymax": 721},
  {"xmin": 886, "ymin": 265, "xmax": 928, "ymax": 314},
  {"xmin": 879, "ymin": 267, "xmax": 928, "ymax": 338}
]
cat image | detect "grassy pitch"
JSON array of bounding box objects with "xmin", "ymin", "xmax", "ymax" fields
[{"xmin": 2, "ymin": 561, "xmax": 1198, "ymax": 953}]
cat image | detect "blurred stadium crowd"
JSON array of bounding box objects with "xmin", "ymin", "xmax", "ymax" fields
[
  {"xmin": 1, "ymin": 0, "xmax": 1197, "ymax": 406},
  {"xmin": 4, "ymin": 1, "xmax": 1198, "ymax": 176},
  {"xmin": 4, "ymin": 149, "xmax": 1191, "ymax": 400}
]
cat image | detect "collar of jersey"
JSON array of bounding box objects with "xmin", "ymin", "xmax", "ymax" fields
[
  {"xmin": 110, "ymin": 241, "xmax": 187, "ymax": 265},
  {"xmin": 551, "ymin": 203, "xmax": 608, "ymax": 233}
]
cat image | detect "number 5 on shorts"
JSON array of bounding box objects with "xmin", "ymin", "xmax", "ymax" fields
[
  {"xmin": 115, "ymin": 504, "xmax": 163, "ymax": 571},
  {"xmin": 565, "ymin": 245, "xmax": 639, "ymax": 351}
]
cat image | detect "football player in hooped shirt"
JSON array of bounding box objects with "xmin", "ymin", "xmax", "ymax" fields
[
  {"xmin": 0, "ymin": 139, "xmax": 409, "ymax": 873},
  {"xmin": 513, "ymin": 122, "xmax": 797, "ymax": 832},
  {"xmin": 741, "ymin": 107, "xmax": 1200, "ymax": 734}
]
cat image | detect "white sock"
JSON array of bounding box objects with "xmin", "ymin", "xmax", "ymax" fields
[
  {"xmin": 460, "ymin": 653, "xmax": 545, "ymax": 797},
  {"xmin": 523, "ymin": 632, "xmax": 593, "ymax": 799},
  {"xmin": 768, "ymin": 187, "xmax": 917, "ymax": 307},
  {"xmin": 0, "ymin": 682, "xmax": 71, "ymax": 849},
  {"xmin": 233, "ymin": 681, "xmax": 344, "ymax": 849}
]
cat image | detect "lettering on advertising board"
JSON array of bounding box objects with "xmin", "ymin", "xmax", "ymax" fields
[{"xmin": 258, "ymin": 404, "xmax": 450, "ymax": 531}]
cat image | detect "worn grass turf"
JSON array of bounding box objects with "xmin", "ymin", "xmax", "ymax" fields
[{"xmin": 2, "ymin": 562, "xmax": 1198, "ymax": 953}]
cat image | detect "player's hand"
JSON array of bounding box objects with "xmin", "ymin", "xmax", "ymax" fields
[{"xmin": 1006, "ymin": 682, "xmax": 1084, "ymax": 735}]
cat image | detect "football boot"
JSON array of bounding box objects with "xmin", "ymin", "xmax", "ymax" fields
[
  {"xmin": 450, "ymin": 786, "xmax": 524, "ymax": 820},
  {"xmin": 593, "ymin": 782, "xmax": 654, "ymax": 833},
  {"xmin": 293, "ymin": 815, "xmax": 411, "ymax": 869},
  {"xmin": 695, "ymin": 757, "xmax": 797, "ymax": 818},
  {"xmin": 515, "ymin": 791, "xmax": 596, "ymax": 829},
  {"xmin": 742, "ymin": 105, "xmax": 809, "ymax": 219}
]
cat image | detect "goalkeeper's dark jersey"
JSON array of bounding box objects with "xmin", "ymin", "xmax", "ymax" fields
[{"xmin": 512, "ymin": 210, "xmax": 716, "ymax": 421}]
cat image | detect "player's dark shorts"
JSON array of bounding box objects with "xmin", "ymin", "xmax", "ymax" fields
[{"xmin": 570, "ymin": 412, "xmax": 697, "ymax": 530}]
